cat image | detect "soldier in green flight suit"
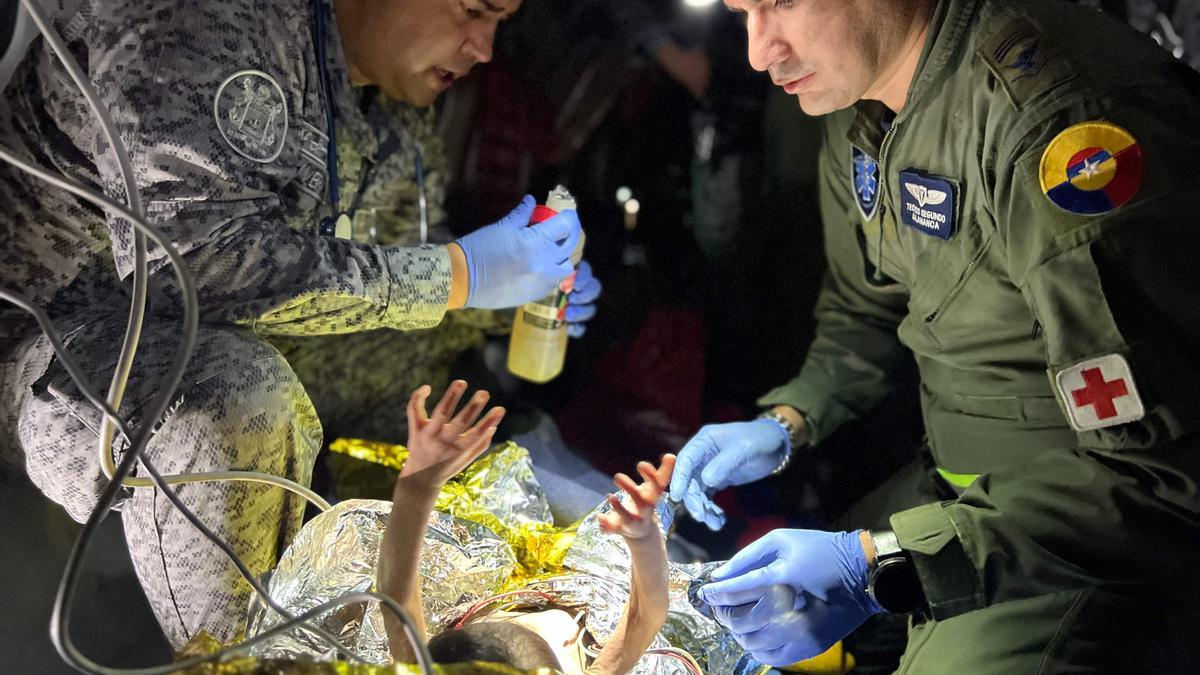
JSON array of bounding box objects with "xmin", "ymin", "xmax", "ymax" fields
[{"xmin": 668, "ymin": 0, "xmax": 1200, "ymax": 670}]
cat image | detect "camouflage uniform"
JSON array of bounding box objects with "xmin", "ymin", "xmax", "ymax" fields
[
  {"xmin": 0, "ymin": 0, "xmax": 469, "ymax": 648},
  {"xmin": 270, "ymin": 103, "xmax": 511, "ymax": 450}
]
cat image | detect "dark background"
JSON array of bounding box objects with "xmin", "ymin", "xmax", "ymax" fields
[{"xmin": 0, "ymin": 0, "xmax": 1192, "ymax": 672}]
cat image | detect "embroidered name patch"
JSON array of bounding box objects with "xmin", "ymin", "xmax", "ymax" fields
[
  {"xmin": 1039, "ymin": 121, "xmax": 1144, "ymax": 216},
  {"xmin": 214, "ymin": 70, "xmax": 288, "ymax": 163},
  {"xmin": 898, "ymin": 170, "xmax": 957, "ymax": 241}
]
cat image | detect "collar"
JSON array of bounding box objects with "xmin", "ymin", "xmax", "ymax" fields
[
  {"xmin": 847, "ymin": 0, "xmax": 980, "ymax": 150},
  {"xmin": 320, "ymin": 3, "xmax": 376, "ymax": 154}
]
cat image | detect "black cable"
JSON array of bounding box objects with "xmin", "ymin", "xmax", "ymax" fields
[
  {"xmin": 6, "ymin": 1, "xmax": 435, "ymax": 670},
  {"xmin": 0, "ymin": 163, "xmax": 431, "ymax": 673},
  {"xmin": 0, "ymin": 289, "xmax": 365, "ymax": 662}
]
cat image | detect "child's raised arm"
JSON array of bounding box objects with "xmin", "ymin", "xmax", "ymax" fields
[
  {"xmin": 378, "ymin": 381, "xmax": 505, "ymax": 662},
  {"xmin": 588, "ymin": 454, "xmax": 676, "ymax": 675}
]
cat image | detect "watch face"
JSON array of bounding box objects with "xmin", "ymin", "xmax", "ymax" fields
[{"xmin": 871, "ymin": 557, "xmax": 924, "ymax": 614}]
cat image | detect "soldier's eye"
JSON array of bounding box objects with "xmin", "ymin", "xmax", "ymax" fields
[
  {"xmin": 776, "ymin": 0, "xmax": 796, "ymax": 8},
  {"xmin": 462, "ymin": 2, "xmax": 484, "ymax": 19}
]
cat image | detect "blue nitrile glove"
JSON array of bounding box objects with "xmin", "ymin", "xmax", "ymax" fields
[
  {"xmin": 667, "ymin": 419, "xmax": 791, "ymax": 530},
  {"xmin": 700, "ymin": 530, "xmax": 883, "ymax": 666},
  {"xmin": 455, "ymin": 195, "xmax": 583, "ymax": 310},
  {"xmin": 566, "ymin": 260, "xmax": 602, "ymax": 338}
]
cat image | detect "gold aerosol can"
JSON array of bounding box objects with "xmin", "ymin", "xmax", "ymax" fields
[{"xmin": 507, "ymin": 186, "xmax": 585, "ymax": 383}]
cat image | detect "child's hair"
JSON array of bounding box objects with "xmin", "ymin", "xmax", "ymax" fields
[{"xmin": 427, "ymin": 622, "xmax": 563, "ymax": 670}]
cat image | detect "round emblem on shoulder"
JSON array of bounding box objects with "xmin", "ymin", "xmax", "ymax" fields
[
  {"xmin": 1038, "ymin": 121, "xmax": 1143, "ymax": 216},
  {"xmin": 213, "ymin": 70, "xmax": 289, "ymax": 163}
]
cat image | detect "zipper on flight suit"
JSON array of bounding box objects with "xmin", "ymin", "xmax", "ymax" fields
[
  {"xmin": 874, "ymin": 121, "xmax": 902, "ymax": 282},
  {"xmin": 923, "ymin": 234, "xmax": 992, "ymax": 323}
]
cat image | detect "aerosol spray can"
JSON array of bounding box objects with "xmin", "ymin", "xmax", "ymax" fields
[{"xmin": 507, "ymin": 186, "xmax": 585, "ymax": 383}]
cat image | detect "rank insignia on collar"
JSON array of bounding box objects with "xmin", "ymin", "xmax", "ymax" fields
[
  {"xmin": 852, "ymin": 146, "xmax": 881, "ymax": 221},
  {"xmin": 214, "ymin": 70, "xmax": 289, "ymax": 163},
  {"xmin": 1039, "ymin": 122, "xmax": 1144, "ymax": 216},
  {"xmin": 898, "ymin": 170, "xmax": 957, "ymax": 241},
  {"xmin": 1054, "ymin": 354, "xmax": 1145, "ymax": 432}
]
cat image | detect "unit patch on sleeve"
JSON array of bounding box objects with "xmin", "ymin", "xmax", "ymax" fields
[
  {"xmin": 898, "ymin": 170, "xmax": 957, "ymax": 241},
  {"xmin": 1054, "ymin": 354, "xmax": 1145, "ymax": 432},
  {"xmin": 1039, "ymin": 121, "xmax": 1144, "ymax": 216},
  {"xmin": 852, "ymin": 146, "xmax": 881, "ymax": 222}
]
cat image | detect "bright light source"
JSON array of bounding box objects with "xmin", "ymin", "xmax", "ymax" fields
[
  {"xmin": 616, "ymin": 186, "xmax": 633, "ymax": 205},
  {"xmin": 624, "ymin": 198, "xmax": 641, "ymax": 216},
  {"xmin": 683, "ymin": 0, "xmax": 719, "ymax": 9}
]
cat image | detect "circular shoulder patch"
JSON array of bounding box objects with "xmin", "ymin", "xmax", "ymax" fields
[
  {"xmin": 213, "ymin": 70, "xmax": 289, "ymax": 163},
  {"xmin": 1038, "ymin": 121, "xmax": 1143, "ymax": 216}
]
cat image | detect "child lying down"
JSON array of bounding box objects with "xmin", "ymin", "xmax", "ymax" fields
[
  {"xmin": 378, "ymin": 380, "xmax": 675, "ymax": 674},
  {"xmin": 247, "ymin": 380, "xmax": 764, "ymax": 673}
]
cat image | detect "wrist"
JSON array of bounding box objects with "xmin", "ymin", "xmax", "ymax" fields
[
  {"xmin": 395, "ymin": 468, "xmax": 446, "ymax": 497},
  {"xmin": 623, "ymin": 524, "xmax": 665, "ymax": 546},
  {"xmin": 769, "ymin": 405, "xmax": 810, "ymax": 446},
  {"xmin": 757, "ymin": 409, "xmax": 807, "ymax": 476},
  {"xmin": 447, "ymin": 243, "xmax": 468, "ymax": 309},
  {"xmin": 859, "ymin": 529, "xmax": 877, "ymax": 569}
]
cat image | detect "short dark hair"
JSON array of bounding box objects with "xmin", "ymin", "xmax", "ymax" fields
[{"xmin": 427, "ymin": 622, "xmax": 563, "ymax": 671}]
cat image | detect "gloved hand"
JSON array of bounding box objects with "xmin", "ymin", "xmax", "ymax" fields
[
  {"xmin": 455, "ymin": 195, "xmax": 583, "ymax": 310},
  {"xmin": 700, "ymin": 530, "xmax": 882, "ymax": 666},
  {"xmin": 566, "ymin": 260, "xmax": 602, "ymax": 338},
  {"xmin": 667, "ymin": 419, "xmax": 791, "ymax": 530}
]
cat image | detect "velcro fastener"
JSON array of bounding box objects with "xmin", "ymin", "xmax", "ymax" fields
[{"xmin": 891, "ymin": 502, "xmax": 985, "ymax": 621}]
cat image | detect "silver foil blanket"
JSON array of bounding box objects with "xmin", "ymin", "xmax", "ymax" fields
[{"xmin": 246, "ymin": 445, "xmax": 765, "ymax": 674}]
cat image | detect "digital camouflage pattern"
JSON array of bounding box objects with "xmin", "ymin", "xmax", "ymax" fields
[{"xmin": 0, "ymin": 0, "xmax": 499, "ymax": 648}]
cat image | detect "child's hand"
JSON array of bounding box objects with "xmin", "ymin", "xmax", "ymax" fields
[
  {"xmin": 599, "ymin": 454, "xmax": 676, "ymax": 541},
  {"xmin": 400, "ymin": 380, "xmax": 506, "ymax": 489}
]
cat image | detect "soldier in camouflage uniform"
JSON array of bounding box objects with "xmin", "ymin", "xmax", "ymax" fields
[
  {"xmin": 0, "ymin": 0, "xmax": 598, "ymax": 649},
  {"xmin": 672, "ymin": 0, "xmax": 1200, "ymax": 670},
  {"xmin": 272, "ymin": 101, "xmax": 514, "ymax": 451}
]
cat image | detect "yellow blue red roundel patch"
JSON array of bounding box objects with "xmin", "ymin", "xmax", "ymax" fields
[{"xmin": 1039, "ymin": 122, "xmax": 1144, "ymax": 216}]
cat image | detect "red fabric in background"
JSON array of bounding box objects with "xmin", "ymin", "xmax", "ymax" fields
[
  {"xmin": 467, "ymin": 64, "xmax": 560, "ymax": 222},
  {"xmin": 557, "ymin": 309, "xmax": 705, "ymax": 474}
]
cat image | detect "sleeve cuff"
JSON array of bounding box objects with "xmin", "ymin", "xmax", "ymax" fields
[
  {"xmin": 383, "ymin": 244, "xmax": 452, "ymax": 331},
  {"xmin": 757, "ymin": 381, "xmax": 856, "ymax": 446},
  {"xmin": 890, "ymin": 502, "xmax": 985, "ymax": 621}
]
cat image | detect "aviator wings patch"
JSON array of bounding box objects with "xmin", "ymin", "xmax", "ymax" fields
[{"xmin": 905, "ymin": 183, "xmax": 948, "ymax": 208}]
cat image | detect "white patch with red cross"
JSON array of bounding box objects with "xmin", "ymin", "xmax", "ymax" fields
[{"xmin": 1055, "ymin": 354, "xmax": 1145, "ymax": 432}]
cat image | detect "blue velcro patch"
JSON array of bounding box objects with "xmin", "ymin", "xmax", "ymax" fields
[
  {"xmin": 852, "ymin": 146, "xmax": 880, "ymax": 221},
  {"xmin": 898, "ymin": 170, "xmax": 957, "ymax": 241}
]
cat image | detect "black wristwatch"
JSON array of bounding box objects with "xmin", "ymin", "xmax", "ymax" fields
[{"xmin": 866, "ymin": 530, "xmax": 925, "ymax": 614}]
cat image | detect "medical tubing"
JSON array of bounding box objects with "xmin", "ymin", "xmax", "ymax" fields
[
  {"xmin": 644, "ymin": 648, "xmax": 705, "ymax": 675},
  {"xmin": 0, "ymin": 152, "xmax": 353, "ymax": 665},
  {"xmin": 0, "ymin": 291, "xmax": 360, "ymax": 663},
  {"xmin": 0, "ymin": 159, "xmax": 401, "ymax": 673},
  {"xmin": 0, "ymin": 149, "xmax": 331, "ymax": 508},
  {"xmin": 0, "ymin": 152, "xmax": 347, "ymax": 669},
  {"xmin": 0, "ymin": 57, "xmax": 422, "ymax": 675},
  {"xmin": 18, "ymin": 0, "xmax": 150, "ymax": 492},
  {"xmin": 86, "ymin": 589, "xmax": 429, "ymax": 675},
  {"xmin": 7, "ymin": 6, "xmax": 432, "ymax": 671}
]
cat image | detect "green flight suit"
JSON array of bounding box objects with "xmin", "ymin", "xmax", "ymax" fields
[{"xmin": 758, "ymin": 0, "xmax": 1200, "ymax": 670}]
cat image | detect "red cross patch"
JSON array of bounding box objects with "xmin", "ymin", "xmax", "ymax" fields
[{"xmin": 1055, "ymin": 354, "xmax": 1145, "ymax": 432}]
